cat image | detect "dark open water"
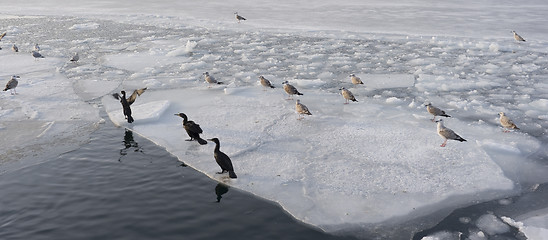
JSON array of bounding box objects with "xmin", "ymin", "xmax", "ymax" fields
[{"xmin": 0, "ymin": 119, "xmax": 357, "ymax": 240}]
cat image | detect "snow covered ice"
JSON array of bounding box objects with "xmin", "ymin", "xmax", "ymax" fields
[{"xmin": 2, "ymin": 0, "xmax": 548, "ymax": 239}]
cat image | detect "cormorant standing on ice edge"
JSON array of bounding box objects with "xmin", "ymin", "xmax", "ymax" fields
[
  {"xmin": 174, "ymin": 113, "xmax": 207, "ymax": 145},
  {"xmin": 208, "ymin": 138, "xmax": 237, "ymax": 178}
]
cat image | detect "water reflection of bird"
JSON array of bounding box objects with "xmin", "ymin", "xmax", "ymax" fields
[
  {"xmin": 112, "ymin": 88, "xmax": 147, "ymax": 123},
  {"xmin": 174, "ymin": 113, "xmax": 207, "ymax": 145},
  {"xmin": 207, "ymin": 138, "xmax": 237, "ymax": 178},
  {"xmin": 215, "ymin": 183, "xmax": 230, "ymax": 202},
  {"xmin": 119, "ymin": 129, "xmax": 142, "ymax": 161}
]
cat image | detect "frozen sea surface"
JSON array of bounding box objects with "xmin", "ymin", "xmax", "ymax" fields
[{"xmin": 1, "ymin": 0, "xmax": 548, "ymax": 239}]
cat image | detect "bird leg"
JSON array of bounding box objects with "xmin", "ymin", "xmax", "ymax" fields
[
  {"xmin": 440, "ymin": 139, "xmax": 447, "ymax": 147},
  {"xmin": 431, "ymin": 117, "xmax": 436, "ymax": 122},
  {"xmin": 185, "ymin": 138, "xmax": 194, "ymax": 141},
  {"xmin": 216, "ymin": 170, "xmax": 227, "ymax": 174}
]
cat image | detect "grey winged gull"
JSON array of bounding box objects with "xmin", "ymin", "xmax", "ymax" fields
[
  {"xmin": 498, "ymin": 112, "xmax": 519, "ymax": 132},
  {"xmin": 512, "ymin": 31, "xmax": 526, "ymax": 42},
  {"xmin": 32, "ymin": 51, "xmax": 44, "ymax": 59},
  {"xmin": 203, "ymin": 72, "xmax": 223, "ymax": 87},
  {"xmin": 234, "ymin": 12, "xmax": 246, "ymax": 23},
  {"xmin": 70, "ymin": 52, "xmax": 79, "ymax": 62},
  {"xmin": 207, "ymin": 138, "xmax": 237, "ymax": 178},
  {"xmin": 259, "ymin": 75, "xmax": 275, "ymax": 90},
  {"xmin": 3, "ymin": 75, "xmax": 20, "ymax": 95},
  {"xmin": 425, "ymin": 103, "xmax": 451, "ymax": 121},
  {"xmin": 12, "ymin": 44, "xmax": 18, "ymax": 52},
  {"xmin": 282, "ymin": 81, "xmax": 303, "ymax": 99},
  {"xmin": 436, "ymin": 119, "xmax": 466, "ymax": 147},
  {"xmin": 295, "ymin": 99, "xmax": 312, "ymax": 120},
  {"xmin": 340, "ymin": 87, "xmax": 358, "ymax": 104},
  {"xmin": 174, "ymin": 113, "xmax": 207, "ymax": 145},
  {"xmin": 349, "ymin": 73, "xmax": 363, "ymax": 85},
  {"xmin": 112, "ymin": 88, "xmax": 147, "ymax": 123}
]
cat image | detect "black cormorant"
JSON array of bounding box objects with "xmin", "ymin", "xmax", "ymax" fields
[
  {"xmin": 112, "ymin": 88, "xmax": 147, "ymax": 123},
  {"xmin": 174, "ymin": 113, "xmax": 207, "ymax": 145},
  {"xmin": 207, "ymin": 138, "xmax": 237, "ymax": 178}
]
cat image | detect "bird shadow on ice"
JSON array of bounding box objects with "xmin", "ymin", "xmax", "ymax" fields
[{"xmin": 118, "ymin": 129, "xmax": 144, "ymax": 162}]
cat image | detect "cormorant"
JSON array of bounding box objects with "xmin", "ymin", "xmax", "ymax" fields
[
  {"xmin": 112, "ymin": 88, "xmax": 147, "ymax": 123},
  {"xmin": 3, "ymin": 75, "xmax": 20, "ymax": 95},
  {"xmin": 512, "ymin": 30, "xmax": 526, "ymax": 42},
  {"xmin": 234, "ymin": 12, "xmax": 246, "ymax": 23},
  {"xmin": 295, "ymin": 99, "xmax": 312, "ymax": 120},
  {"xmin": 207, "ymin": 138, "xmax": 237, "ymax": 178},
  {"xmin": 259, "ymin": 75, "xmax": 275, "ymax": 90},
  {"xmin": 349, "ymin": 73, "xmax": 364, "ymax": 85},
  {"xmin": 498, "ymin": 112, "xmax": 519, "ymax": 132},
  {"xmin": 340, "ymin": 87, "xmax": 358, "ymax": 104},
  {"xmin": 174, "ymin": 113, "xmax": 207, "ymax": 145},
  {"xmin": 282, "ymin": 81, "xmax": 303, "ymax": 99},
  {"xmin": 425, "ymin": 103, "xmax": 451, "ymax": 122},
  {"xmin": 436, "ymin": 119, "xmax": 466, "ymax": 147}
]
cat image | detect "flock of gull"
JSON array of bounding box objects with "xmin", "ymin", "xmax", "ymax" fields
[{"xmin": 0, "ymin": 17, "xmax": 526, "ymax": 179}]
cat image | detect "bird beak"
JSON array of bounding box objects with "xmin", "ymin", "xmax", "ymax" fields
[
  {"xmin": 207, "ymin": 138, "xmax": 213, "ymax": 141},
  {"xmin": 174, "ymin": 113, "xmax": 179, "ymax": 116}
]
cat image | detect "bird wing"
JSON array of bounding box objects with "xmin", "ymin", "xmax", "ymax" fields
[
  {"xmin": 439, "ymin": 127, "xmax": 459, "ymax": 140},
  {"xmin": 186, "ymin": 121, "xmax": 203, "ymax": 134},
  {"xmin": 112, "ymin": 93, "xmax": 121, "ymax": 100},
  {"xmin": 285, "ymin": 84, "xmax": 298, "ymax": 94},
  {"xmin": 126, "ymin": 87, "xmax": 147, "ymax": 105},
  {"xmin": 501, "ymin": 116, "xmax": 517, "ymax": 128},
  {"xmin": 343, "ymin": 89, "xmax": 354, "ymax": 100},
  {"xmin": 216, "ymin": 151, "xmax": 234, "ymax": 171}
]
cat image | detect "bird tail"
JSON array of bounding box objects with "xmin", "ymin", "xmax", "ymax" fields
[
  {"xmin": 196, "ymin": 137, "xmax": 208, "ymax": 145},
  {"xmin": 270, "ymin": 85, "xmax": 275, "ymax": 88},
  {"xmin": 352, "ymin": 99, "xmax": 358, "ymax": 102},
  {"xmin": 457, "ymin": 136, "xmax": 466, "ymax": 142},
  {"xmin": 217, "ymin": 82, "xmax": 224, "ymax": 85},
  {"xmin": 228, "ymin": 171, "xmax": 237, "ymax": 179},
  {"xmin": 127, "ymin": 116, "xmax": 134, "ymax": 123},
  {"xmin": 2, "ymin": 88, "xmax": 7, "ymax": 91},
  {"xmin": 297, "ymin": 92, "xmax": 303, "ymax": 95},
  {"xmin": 442, "ymin": 114, "xmax": 451, "ymax": 118}
]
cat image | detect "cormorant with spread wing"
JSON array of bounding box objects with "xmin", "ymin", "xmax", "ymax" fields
[{"xmin": 112, "ymin": 88, "xmax": 147, "ymax": 123}]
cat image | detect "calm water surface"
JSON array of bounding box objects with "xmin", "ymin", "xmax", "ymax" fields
[{"xmin": 0, "ymin": 122, "xmax": 357, "ymax": 240}]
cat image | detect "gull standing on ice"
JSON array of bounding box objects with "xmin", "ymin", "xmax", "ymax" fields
[
  {"xmin": 12, "ymin": 44, "xmax": 18, "ymax": 52},
  {"xmin": 259, "ymin": 75, "xmax": 275, "ymax": 90},
  {"xmin": 295, "ymin": 99, "xmax": 312, "ymax": 120},
  {"xmin": 174, "ymin": 113, "xmax": 207, "ymax": 145},
  {"xmin": 207, "ymin": 138, "xmax": 237, "ymax": 178},
  {"xmin": 70, "ymin": 52, "xmax": 79, "ymax": 62},
  {"xmin": 512, "ymin": 30, "xmax": 526, "ymax": 42},
  {"xmin": 112, "ymin": 88, "xmax": 147, "ymax": 123},
  {"xmin": 340, "ymin": 87, "xmax": 358, "ymax": 104},
  {"xmin": 203, "ymin": 72, "xmax": 223, "ymax": 87},
  {"xmin": 32, "ymin": 51, "xmax": 44, "ymax": 59},
  {"xmin": 282, "ymin": 81, "xmax": 303, "ymax": 99},
  {"xmin": 349, "ymin": 74, "xmax": 363, "ymax": 85},
  {"xmin": 435, "ymin": 119, "xmax": 466, "ymax": 147},
  {"xmin": 425, "ymin": 103, "xmax": 451, "ymax": 122},
  {"xmin": 234, "ymin": 12, "xmax": 246, "ymax": 23},
  {"xmin": 3, "ymin": 75, "xmax": 20, "ymax": 95},
  {"xmin": 34, "ymin": 44, "xmax": 40, "ymax": 51},
  {"xmin": 498, "ymin": 112, "xmax": 519, "ymax": 132}
]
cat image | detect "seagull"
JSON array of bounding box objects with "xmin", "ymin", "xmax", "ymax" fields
[
  {"xmin": 112, "ymin": 88, "xmax": 147, "ymax": 123},
  {"xmin": 203, "ymin": 72, "xmax": 223, "ymax": 87},
  {"xmin": 207, "ymin": 138, "xmax": 237, "ymax": 178},
  {"xmin": 349, "ymin": 73, "xmax": 363, "ymax": 85},
  {"xmin": 234, "ymin": 12, "xmax": 246, "ymax": 23},
  {"xmin": 259, "ymin": 75, "xmax": 275, "ymax": 90},
  {"xmin": 436, "ymin": 119, "xmax": 466, "ymax": 147},
  {"xmin": 12, "ymin": 44, "xmax": 18, "ymax": 52},
  {"xmin": 498, "ymin": 112, "xmax": 519, "ymax": 132},
  {"xmin": 70, "ymin": 52, "xmax": 79, "ymax": 62},
  {"xmin": 282, "ymin": 81, "xmax": 303, "ymax": 99},
  {"xmin": 0, "ymin": 32, "xmax": 6, "ymax": 41},
  {"xmin": 174, "ymin": 113, "xmax": 207, "ymax": 145},
  {"xmin": 512, "ymin": 30, "xmax": 526, "ymax": 42},
  {"xmin": 340, "ymin": 87, "xmax": 358, "ymax": 104},
  {"xmin": 3, "ymin": 75, "xmax": 20, "ymax": 95},
  {"xmin": 425, "ymin": 103, "xmax": 451, "ymax": 122},
  {"xmin": 33, "ymin": 44, "xmax": 40, "ymax": 51},
  {"xmin": 295, "ymin": 99, "xmax": 312, "ymax": 120},
  {"xmin": 32, "ymin": 51, "xmax": 44, "ymax": 59}
]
